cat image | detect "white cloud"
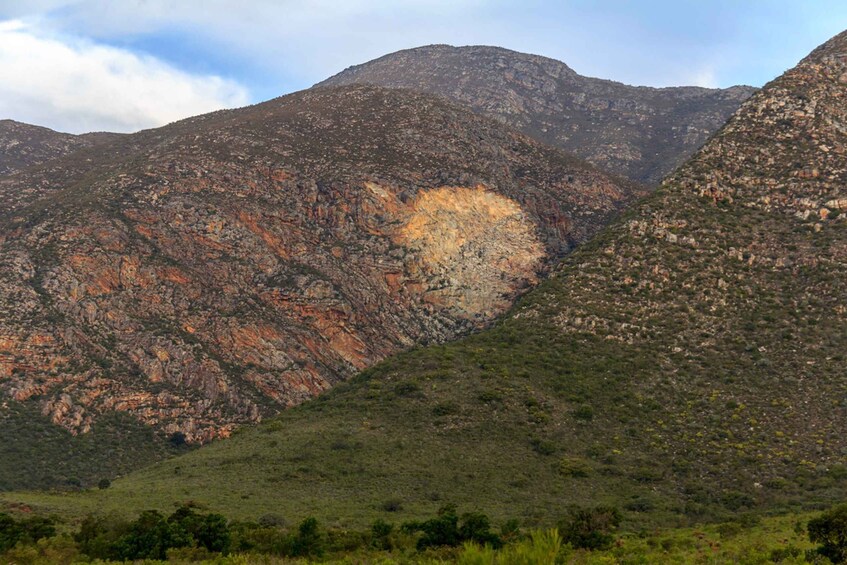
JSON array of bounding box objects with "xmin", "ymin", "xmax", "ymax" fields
[
  {"xmin": 0, "ymin": 19, "xmax": 249, "ymax": 133},
  {"xmin": 1, "ymin": 0, "xmax": 495, "ymax": 88},
  {"xmin": 686, "ymin": 67, "xmax": 719, "ymax": 89}
]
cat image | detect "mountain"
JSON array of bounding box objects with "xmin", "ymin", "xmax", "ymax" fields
[
  {"xmin": 33, "ymin": 30, "xmax": 847, "ymax": 526},
  {"xmin": 0, "ymin": 120, "xmax": 120, "ymax": 176},
  {"xmin": 317, "ymin": 45, "xmax": 757, "ymax": 184},
  {"xmin": 0, "ymin": 85, "xmax": 641, "ymax": 489}
]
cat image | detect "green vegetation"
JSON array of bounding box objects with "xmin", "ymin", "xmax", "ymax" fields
[
  {"xmin": 808, "ymin": 504, "xmax": 847, "ymax": 563},
  {"xmin": 558, "ymin": 506, "xmax": 621, "ymax": 551},
  {"xmin": 0, "ymin": 401, "xmax": 181, "ymax": 491},
  {"xmin": 0, "ymin": 504, "xmax": 842, "ymax": 563},
  {"xmin": 0, "ymin": 512, "xmax": 55, "ymax": 553}
]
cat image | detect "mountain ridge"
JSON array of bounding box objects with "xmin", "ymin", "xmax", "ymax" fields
[
  {"xmin": 0, "ymin": 119, "xmax": 122, "ymax": 177},
  {"xmin": 318, "ymin": 44, "xmax": 757, "ymax": 184}
]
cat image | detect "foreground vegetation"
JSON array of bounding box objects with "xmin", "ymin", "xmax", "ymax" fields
[{"xmin": 5, "ymin": 503, "xmax": 847, "ymax": 563}]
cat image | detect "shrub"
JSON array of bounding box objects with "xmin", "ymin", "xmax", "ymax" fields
[
  {"xmin": 404, "ymin": 505, "xmax": 503, "ymax": 550},
  {"xmin": 75, "ymin": 505, "xmax": 231, "ymax": 560},
  {"xmin": 559, "ymin": 506, "xmax": 621, "ymax": 550},
  {"xmin": 370, "ymin": 519, "xmax": 394, "ymax": 550},
  {"xmin": 530, "ymin": 438, "xmax": 556, "ymax": 456},
  {"xmin": 558, "ymin": 457, "xmax": 592, "ymax": 477},
  {"xmin": 459, "ymin": 512, "xmax": 502, "ymax": 549},
  {"xmin": 290, "ymin": 517, "xmax": 324, "ymax": 557},
  {"xmin": 408, "ymin": 504, "xmax": 460, "ymax": 550},
  {"xmin": 0, "ymin": 513, "xmax": 57, "ymax": 553},
  {"xmin": 382, "ymin": 498, "xmax": 403, "ymax": 512},
  {"xmin": 168, "ymin": 505, "xmax": 231, "ymax": 554},
  {"xmin": 574, "ymin": 404, "xmax": 594, "ymax": 420},
  {"xmin": 111, "ymin": 510, "xmax": 192, "ymax": 560}
]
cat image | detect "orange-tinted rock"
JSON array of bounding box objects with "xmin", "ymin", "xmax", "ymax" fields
[{"xmin": 0, "ymin": 86, "xmax": 641, "ymax": 443}]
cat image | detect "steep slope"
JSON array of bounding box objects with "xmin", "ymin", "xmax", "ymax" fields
[
  {"xmin": 0, "ymin": 120, "xmax": 120, "ymax": 176},
  {"xmin": 38, "ymin": 30, "xmax": 847, "ymax": 526},
  {"xmin": 0, "ymin": 85, "xmax": 641, "ymax": 488},
  {"xmin": 317, "ymin": 45, "xmax": 757, "ymax": 184}
]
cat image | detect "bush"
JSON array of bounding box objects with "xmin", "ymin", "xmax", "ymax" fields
[
  {"xmin": 558, "ymin": 457, "xmax": 592, "ymax": 477},
  {"xmin": 808, "ymin": 504, "xmax": 847, "ymax": 563},
  {"xmin": 1, "ymin": 535, "xmax": 79, "ymax": 564},
  {"xmin": 559, "ymin": 506, "xmax": 621, "ymax": 550},
  {"xmin": 371, "ymin": 519, "xmax": 394, "ymax": 550},
  {"xmin": 404, "ymin": 505, "xmax": 502, "ymax": 550},
  {"xmin": 382, "ymin": 498, "xmax": 403, "ymax": 512},
  {"xmin": 406, "ymin": 504, "xmax": 461, "ymax": 550},
  {"xmin": 290, "ymin": 517, "xmax": 324, "ymax": 557},
  {"xmin": 459, "ymin": 512, "xmax": 502, "ymax": 549},
  {"xmin": 0, "ymin": 513, "xmax": 57, "ymax": 553},
  {"xmin": 74, "ymin": 505, "xmax": 231, "ymax": 560},
  {"xmin": 111, "ymin": 510, "xmax": 192, "ymax": 560}
]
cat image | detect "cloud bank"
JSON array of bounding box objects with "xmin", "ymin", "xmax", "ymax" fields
[
  {"xmin": 0, "ymin": 19, "xmax": 249, "ymax": 133},
  {"xmin": 2, "ymin": 1, "xmax": 846, "ymax": 133}
]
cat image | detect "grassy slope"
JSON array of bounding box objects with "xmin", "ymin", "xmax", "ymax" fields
[{"xmin": 0, "ymin": 402, "xmax": 180, "ymax": 491}]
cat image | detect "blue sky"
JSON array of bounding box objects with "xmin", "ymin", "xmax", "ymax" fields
[{"xmin": 1, "ymin": 0, "xmax": 846, "ymax": 133}]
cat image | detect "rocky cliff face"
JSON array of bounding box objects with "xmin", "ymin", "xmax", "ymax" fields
[
  {"xmin": 0, "ymin": 120, "xmax": 120, "ymax": 176},
  {"xmin": 0, "ymin": 85, "xmax": 641, "ymax": 456},
  {"xmin": 317, "ymin": 45, "xmax": 757, "ymax": 184}
]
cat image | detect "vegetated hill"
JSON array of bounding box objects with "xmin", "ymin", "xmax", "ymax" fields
[
  {"xmin": 0, "ymin": 120, "xmax": 121, "ymax": 176},
  {"xmin": 0, "ymin": 85, "xmax": 642, "ymax": 489},
  {"xmin": 30, "ymin": 30, "xmax": 847, "ymax": 527},
  {"xmin": 317, "ymin": 45, "xmax": 757, "ymax": 184}
]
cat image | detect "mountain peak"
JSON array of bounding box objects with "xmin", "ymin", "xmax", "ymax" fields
[{"xmin": 318, "ymin": 45, "xmax": 755, "ymax": 184}]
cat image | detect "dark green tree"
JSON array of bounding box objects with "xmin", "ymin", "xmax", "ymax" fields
[
  {"xmin": 290, "ymin": 517, "xmax": 324, "ymax": 557},
  {"xmin": 414, "ymin": 504, "xmax": 460, "ymax": 550},
  {"xmin": 370, "ymin": 518, "xmax": 394, "ymax": 550},
  {"xmin": 459, "ymin": 512, "xmax": 502, "ymax": 548},
  {"xmin": 0, "ymin": 513, "xmax": 56, "ymax": 553},
  {"xmin": 167, "ymin": 505, "xmax": 231, "ymax": 554},
  {"xmin": 0, "ymin": 513, "xmax": 23, "ymax": 553},
  {"xmin": 75, "ymin": 514, "xmax": 127, "ymax": 560},
  {"xmin": 112, "ymin": 510, "xmax": 191, "ymax": 560},
  {"xmin": 808, "ymin": 504, "xmax": 847, "ymax": 564}
]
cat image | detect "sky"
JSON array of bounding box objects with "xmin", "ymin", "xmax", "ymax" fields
[{"xmin": 1, "ymin": 0, "xmax": 846, "ymax": 134}]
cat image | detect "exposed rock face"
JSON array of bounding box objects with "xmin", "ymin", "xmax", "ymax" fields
[
  {"xmin": 0, "ymin": 120, "xmax": 121, "ymax": 176},
  {"xmin": 397, "ymin": 185, "xmax": 545, "ymax": 316},
  {"xmin": 0, "ymin": 85, "xmax": 641, "ymax": 449},
  {"xmin": 317, "ymin": 45, "xmax": 757, "ymax": 184}
]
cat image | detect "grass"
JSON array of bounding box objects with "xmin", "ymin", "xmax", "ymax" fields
[{"xmin": 0, "ymin": 401, "xmax": 180, "ymax": 492}]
